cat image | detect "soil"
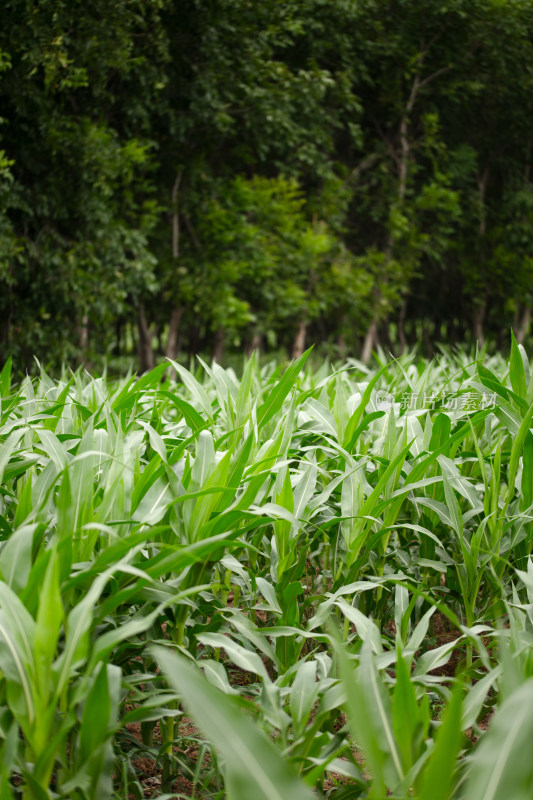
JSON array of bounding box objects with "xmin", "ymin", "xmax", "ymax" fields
[{"xmin": 118, "ymin": 611, "xmax": 495, "ymax": 798}]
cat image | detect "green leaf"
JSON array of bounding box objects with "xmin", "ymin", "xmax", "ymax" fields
[
  {"xmin": 393, "ymin": 651, "xmax": 420, "ymax": 771},
  {"xmin": 520, "ymin": 431, "xmax": 533, "ymax": 509},
  {"xmin": 464, "ymin": 679, "xmax": 533, "ymax": 800},
  {"xmin": 34, "ymin": 550, "xmax": 63, "ymax": 697},
  {"xmin": 336, "ymin": 638, "xmax": 403, "ymax": 795},
  {"xmin": 429, "ymin": 413, "xmax": 452, "ymax": 452},
  {"xmin": 0, "ymin": 430, "xmax": 23, "ymax": 486},
  {"xmin": 0, "ymin": 357, "xmax": 12, "ymax": 399},
  {"xmin": 510, "ymin": 330, "xmax": 528, "ymax": 398},
  {"xmin": 0, "ymin": 524, "xmax": 37, "ymax": 594},
  {"xmin": 343, "ymin": 361, "xmax": 391, "ymax": 447},
  {"xmin": 257, "ymin": 348, "xmax": 311, "ymax": 430},
  {"xmin": 197, "ymin": 632, "xmax": 270, "ymax": 681},
  {"xmin": 290, "ymin": 660, "xmax": 318, "ymax": 736},
  {"xmin": 0, "ymin": 609, "xmax": 35, "ymax": 726},
  {"xmin": 442, "ymin": 472, "xmax": 463, "ymax": 538},
  {"xmin": 153, "ymin": 646, "xmax": 315, "ymax": 800},
  {"xmin": 418, "ymin": 682, "xmax": 462, "ymax": 800},
  {"xmin": 506, "ymin": 399, "xmax": 533, "ymax": 505},
  {"xmin": 158, "ymin": 390, "xmax": 206, "ymax": 431},
  {"xmin": 79, "ymin": 663, "xmax": 111, "ymax": 762},
  {"xmin": 167, "ymin": 360, "xmax": 213, "ymax": 419}
]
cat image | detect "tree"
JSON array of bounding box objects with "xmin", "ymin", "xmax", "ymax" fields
[{"xmin": 0, "ymin": 0, "xmax": 166, "ymax": 367}]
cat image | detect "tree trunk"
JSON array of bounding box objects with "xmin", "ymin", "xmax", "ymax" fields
[
  {"xmin": 212, "ymin": 326, "xmax": 225, "ymax": 363},
  {"xmin": 361, "ymin": 317, "xmax": 378, "ymax": 364},
  {"xmin": 337, "ymin": 332, "xmax": 346, "ymax": 359},
  {"xmin": 292, "ymin": 319, "xmax": 307, "ymax": 359},
  {"xmin": 246, "ymin": 329, "xmax": 263, "ymax": 357},
  {"xmin": 398, "ymin": 300, "xmax": 407, "ymax": 354},
  {"xmin": 473, "ymin": 170, "xmax": 488, "ymax": 350},
  {"xmin": 166, "ymin": 307, "xmax": 183, "ymax": 361},
  {"xmin": 515, "ymin": 305, "xmax": 531, "ymax": 345},
  {"xmin": 422, "ymin": 322, "xmax": 433, "ymax": 357},
  {"xmin": 78, "ymin": 314, "xmax": 89, "ymax": 353},
  {"xmin": 448, "ymin": 316, "xmax": 457, "ymax": 346},
  {"xmin": 164, "ymin": 169, "xmax": 185, "ymax": 375},
  {"xmin": 137, "ymin": 303, "xmax": 154, "ymax": 373},
  {"xmin": 380, "ymin": 320, "xmax": 393, "ymax": 351},
  {"xmin": 114, "ymin": 318, "xmax": 122, "ymax": 356},
  {"xmin": 472, "ymin": 301, "xmax": 486, "ymax": 347},
  {"xmin": 172, "ymin": 171, "xmax": 182, "ymax": 260}
]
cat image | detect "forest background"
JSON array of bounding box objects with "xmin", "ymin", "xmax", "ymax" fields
[{"xmin": 1, "ymin": 0, "xmax": 533, "ymax": 374}]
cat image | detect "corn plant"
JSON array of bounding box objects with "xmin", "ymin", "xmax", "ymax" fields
[{"xmin": 1, "ymin": 338, "xmax": 533, "ymax": 798}]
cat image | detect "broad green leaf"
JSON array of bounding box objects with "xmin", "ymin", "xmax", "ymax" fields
[
  {"xmin": 510, "ymin": 330, "xmax": 528, "ymax": 399},
  {"xmin": 520, "ymin": 430, "xmax": 533, "ymax": 509},
  {"xmin": 290, "ymin": 660, "xmax": 318, "ymax": 736},
  {"xmin": 158, "ymin": 390, "xmax": 206, "ymax": 431},
  {"xmin": 336, "ymin": 638, "xmax": 403, "ymax": 795},
  {"xmin": 393, "ymin": 651, "xmax": 420, "ymax": 771},
  {"xmin": 0, "ymin": 610, "xmax": 35, "ymax": 725},
  {"xmin": 464, "ymin": 679, "xmax": 533, "ymax": 800},
  {"xmin": 34, "ymin": 551, "xmax": 63, "ymax": 697},
  {"xmin": 0, "ymin": 524, "xmax": 37, "ymax": 593},
  {"xmin": 0, "ymin": 357, "xmax": 12, "ymax": 399},
  {"xmin": 0, "ymin": 430, "xmax": 23, "ymax": 486},
  {"xmin": 418, "ymin": 683, "xmax": 462, "ymax": 800},
  {"xmin": 506, "ymin": 399, "xmax": 533, "ymax": 505},
  {"xmin": 79, "ymin": 663, "xmax": 111, "ymax": 762},
  {"xmin": 167, "ymin": 360, "xmax": 213, "ymax": 419},
  {"xmin": 153, "ymin": 646, "xmax": 315, "ymax": 800},
  {"xmin": 197, "ymin": 632, "xmax": 270, "ymax": 682},
  {"xmin": 257, "ymin": 348, "xmax": 311, "ymax": 430}
]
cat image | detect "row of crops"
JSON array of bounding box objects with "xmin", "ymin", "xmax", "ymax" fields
[{"xmin": 0, "ymin": 341, "xmax": 532, "ymax": 799}]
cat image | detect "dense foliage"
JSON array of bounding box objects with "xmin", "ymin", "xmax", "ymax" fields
[
  {"xmin": 1, "ymin": 341, "xmax": 533, "ymax": 798},
  {"xmin": 1, "ymin": 0, "xmax": 533, "ymax": 370}
]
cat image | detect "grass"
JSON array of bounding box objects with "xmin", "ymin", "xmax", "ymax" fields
[{"xmin": 0, "ymin": 337, "xmax": 532, "ymax": 798}]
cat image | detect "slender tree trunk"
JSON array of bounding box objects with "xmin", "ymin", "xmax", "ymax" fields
[
  {"xmin": 212, "ymin": 326, "xmax": 225, "ymax": 363},
  {"xmin": 164, "ymin": 170, "xmax": 185, "ymax": 377},
  {"xmin": 398, "ymin": 300, "xmax": 407, "ymax": 354},
  {"xmin": 477, "ymin": 168, "xmax": 488, "ymax": 238},
  {"xmin": 398, "ymin": 73, "xmax": 420, "ymax": 203},
  {"xmin": 472, "ymin": 301, "xmax": 486, "ymax": 347},
  {"xmin": 0, "ymin": 312, "xmax": 11, "ymax": 347},
  {"xmin": 166, "ymin": 307, "xmax": 183, "ymax": 361},
  {"xmin": 292, "ymin": 319, "xmax": 307, "ymax": 359},
  {"xmin": 78, "ymin": 314, "xmax": 89, "ymax": 353},
  {"xmin": 422, "ymin": 322, "xmax": 433, "ymax": 356},
  {"xmin": 473, "ymin": 169, "xmax": 489, "ymax": 350},
  {"xmin": 187, "ymin": 324, "xmax": 200, "ymax": 367},
  {"xmin": 433, "ymin": 313, "xmax": 442, "ymax": 342},
  {"xmin": 246, "ymin": 329, "xmax": 263, "ymax": 357},
  {"xmin": 361, "ymin": 317, "xmax": 378, "ymax": 364},
  {"xmin": 157, "ymin": 328, "xmax": 164, "ymax": 356},
  {"xmin": 138, "ymin": 303, "xmax": 154, "ymax": 372},
  {"xmin": 380, "ymin": 320, "xmax": 393, "ymax": 351},
  {"xmin": 172, "ymin": 171, "xmax": 182, "ymax": 260},
  {"xmin": 515, "ymin": 305, "xmax": 531, "ymax": 345},
  {"xmin": 114, "ymin": 318, "xmax": 122, "ymax": 356},
  {"xmin": 449, "ymin": 317, "xmax": 457, "ymax": 346},
  {"xmin": 371, "ymin": 68, "xmax": 420, "ymax": 357}
]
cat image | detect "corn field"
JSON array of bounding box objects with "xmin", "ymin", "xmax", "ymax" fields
[{"xmin": 0, "ymin": 338, "xmax": 532, "ymax": 799}]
